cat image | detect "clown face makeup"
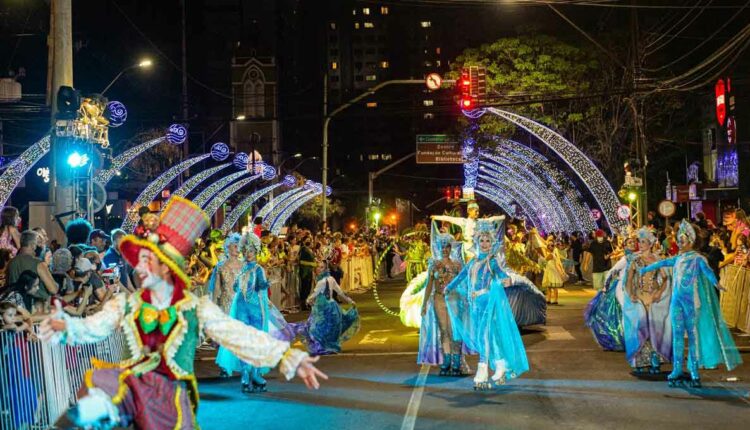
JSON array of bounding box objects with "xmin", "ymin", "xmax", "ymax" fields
[{"xmin": 136, "ymin": 249, "xmax": 168, "ymax": 290}]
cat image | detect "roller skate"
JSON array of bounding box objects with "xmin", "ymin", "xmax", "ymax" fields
[
  {"xmin": 491, "ymin": 360, "xmax": 508, "ymax": 386},
  {"xmin": 473, "ymin": 363, "xmax": 492, "ymax": 391},
  {"xmin": 649, "ymin": 352, "xmax": 661, "ymax": 375},
  {"xmin": 439, "ymin": 357, "xmax": 451, "ymax": 376},
  {"xmin": 688, "ymin": 360, "xmax": 701, "ymax": 388},
  {"xmin": 667, "ymin": 359, "xmax": 683, "ymax": 388},
  {"xmin": 451, "ymin": 354, "xmax": 468, "ymax": 377},
  {"xmin": 251, "ymin": 371, "xmax": 268, "ymax": 393}
]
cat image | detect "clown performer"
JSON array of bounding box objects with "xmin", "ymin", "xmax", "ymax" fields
[
  {"xmin": 418, "ymin": 227, "xmax": 467, "ymax": 376},
  {"xmin": 620, "ymin": 228, "xmax": 673, "ymax": 374},
  {"xmin": 216, "ymin": 232, "xmax": 290, "ymax": 393},
  {"xmin": 433, "ymin": 200, "xmax": 505, "ymax": 261},
  {"xmin": 39, "ymin": 197, "xmax": 326, "ymax": 429},
  {"xmin": 583, "ymin": 235, "xmax": 636, "ymax": 352},
  {"xmin": 640, "ymin": 220, "xmax": 742, "ymax": 387},
  {"xmin": 404, "ymin": 226, "xmax": 430, "ymax": 284},
  {"xmin": 445, "ymin": 218, "xmax": 529, "ymax": 390}
]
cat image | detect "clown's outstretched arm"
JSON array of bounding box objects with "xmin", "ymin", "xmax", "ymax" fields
[
  {"xmin": 39, "ymin": 294, "xmax": 126, "ymax": 345},
  {"xmin": 198, "ymin": 295, "xmax": 312, "ymax": 381},
  {"xmin": 640, "ymin": 256, "xmax": 678, "ymax": 275}
]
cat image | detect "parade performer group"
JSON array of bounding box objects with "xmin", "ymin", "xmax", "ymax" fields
[
  {"xmin": 585, "ymin": 221, "xmax": 742, "ymax": 388},
  {"xmin": 38, "ymin": 197, "xmax": 327, "ymax": 429}
]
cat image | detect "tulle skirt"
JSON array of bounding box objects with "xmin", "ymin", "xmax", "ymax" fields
[
  {"xmin": 282, "ymin": 294, "xmax": 360, "ymax": 355},
  {"xmin": 505, "ymin": 273, "xmax": 547, "ymax": 327},
  {"xmin": 584, "ymin": 273, "xmax": 625, "ymax": 351}
]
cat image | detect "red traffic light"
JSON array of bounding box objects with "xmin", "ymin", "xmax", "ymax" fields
[{"xmin": 461, "ymin": 98, "xmax": 473, "ymax": 108}]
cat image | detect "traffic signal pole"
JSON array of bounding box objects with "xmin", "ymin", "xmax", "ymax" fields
[{"xmin": 368, "ymin": 152, "xmax": 416, "ymax": 205}]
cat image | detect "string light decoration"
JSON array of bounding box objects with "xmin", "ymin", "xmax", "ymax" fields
[
  {"xmin": 481, "ymin": 155, "xmax": 581, "ymax": 233},
  {"xmin": 325, "ymin": 185, "xmax": 332, "ymax": 197},
  {"xmin": 371, "ymin": 242, "xmax": 401, "ymax": 317},
  {"xmin": 477, "ymin": 175, "xmax": 550, "ymax": 231},
  {"xmin": 166, "ymin": 163, "xmax": 231, "ymax": 206},
  {"xmin": 256, "ymin": 187, "xmax": 305, "ymax": 221},
  {"xmin": 461, "ymin": 108, "xmax": 487, "ymax": 120},
  {"xmin": 269, "ymin": 189, "xmax": 320, "ymax": 235},
  {"xmin": 261, "ymin": 164, "xmax": 277, "ymax": 181},
  {"xmin": 259, "ymin": 186, "xmax": 308, "ymax": 223},
  {"xmin": 281, "ymin": 174, "xmax": 297, "ymax": 188},
  {"xmin": 166, "ymin": 124, "xmax": 188, "ymax": 145},
  {"xmin": 0, "ymin": 135, "xmax": 51, "ymax": 207},
  {"xmin": 121, "ymin": 154, "xmax": 210, "ymax": 232},
  {"xmin": 462, "ymin": 126, "xmax": 479, "ymax": 193},
  {"xmin": 94, "ymin": 136, "xmax": 165, "ymax": 186},
  {"xmin": 220, "ymin": 183, "xmax": 287, "ymax": 234},
  {"xmin": 488, "ymin": 140, "xmax": 595, "ymax": 232},
  {"xmin": 474, "ymin": 188, "xmax": 532, "ymax": 227},
  {"xmin": 105, "ymin": 101, "xmax": 127, "ymax": 127},
  {"xmin": 210, "ymin": 142, "xmax": 230, "ymax": 161},
  {"xmin": 203, "ymin": 174, "xmax": 262, "ymax": 219},
  {"xmin": 488, "ymin": 108, "xmax": 625, "ymax": 233},
  {"xmin": 192, "ymin": 170, "xmax": 248, "ymax": 208}
]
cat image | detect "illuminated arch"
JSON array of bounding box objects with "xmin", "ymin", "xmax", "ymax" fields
[
  {"xmin": 220, "ymin": 183, "xmax": 287, "ymax": 234},
  {"xmin": 192, "ymin": 170, "xmax": 248, "ymax": 208},
  {"xmin": 94, "ymin": 136, "xmax": 165, "ymax": 186},
  {"xmin": 0, "ymin": 135, "xmax": 50, "ymax": 207},
  {"xmin": 164, "ymin": 163, "xmax": 232, "ymax": 210},
  {"xmin": 270, "ymin": 190, "xmax": 321, "ymax": 235},
  {"xmin": 486, "ymin": 108, "xmax": 625, "ymax": 233},
  {"xmin": 203, "ymin": 174, "xmax": 262, "ymax": 219},
  {"xmin": 121, "ymin": 154, "xmax": 210, "ymax": 232},
  {"xmin": 476, "ymin": 176, "xmax": 549, "ymax": 231},
  {"xmin": 256, "ymin": 187, "xmax": 306, "ymax": 222}
]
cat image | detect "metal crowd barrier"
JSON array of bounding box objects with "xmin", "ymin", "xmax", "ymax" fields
[{"xmin": 0, "ymin": 327, "xmax": 126, "ymax": 430}]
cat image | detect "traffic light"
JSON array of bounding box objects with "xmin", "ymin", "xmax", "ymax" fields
[
  {"xmin": 444, "ymin": 187, "xmax": 452, "ymax": 201},
  {"xmin": 457, "ymin": 66, "xmax": 487, "ymax": 110},
  {"xmin": 453, "ymin": 186, "xmax": 462, "ymax": 201}
]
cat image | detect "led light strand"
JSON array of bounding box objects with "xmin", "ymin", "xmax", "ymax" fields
[
  {"xmin": 481, "ymin": 156, "xmax": 578, "ymax": 232},
  {"xmin": 488, "ymin": 108, "xmax": 625, "ymax": 233},
  {"xmin": 94, "ymin": 136, "xmax": 165, "ymax": 186},
  {"xmin": 267, "ymin": 189, "xmax": 314, "ymax": 232},
  {"xmin": 472, "ymin": 188, "xmax": 523, "ymax": 223},
  {"xmin": 371, "ymin": 242, "xmax": 401, "ymax": 317},
  {"xmin": 169, "ymin": 163, "xmax": 231, "ymax": 202},
  {"xmin": 256, "ymin": 187, "xmax": 306, "ymax": 221},
  {"xmin": 479, "ymin": 169, "xmax": 565, "ymax": 232},
  {"xmin": 121, "ymin": 154, "xmax": 210, "ymax": 232},
  {"xmin": 261, "ymin": 188, "xmax": 309, "ymax": 225},
  {"xmin": 477, "ymin": 176, "xmax": 550, "ymax": 232},
  {"xmin": 492, "ymin": 140, "xmax": 595, "ymax": 232},
  {"xmin": 0, "ymin": 135, "xmax": 51, "ymax": 207},
  {"xmin": 203, "ymin": 174, "xmax": 262, "ymax": 219},
  {"xmin": 220, "ymin": 183, "xmax": 286, "ymax": 234},
  {"xmin": 192, "ymin": 170, "xmax": 248, "ymax": 208},
  {"xmin": 270, "ymin": 190, "xmax": 321, "ymax": 235}
]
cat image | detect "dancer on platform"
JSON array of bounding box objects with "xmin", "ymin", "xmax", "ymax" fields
[
  {"xmin": 584, "ymin": 236, "xmax": 635, "ymax": 351},
  {"xmin": 640, "ymin": 220, "xmax": 742, "ymax": 387},
  {"xmin": 433, "ymin": 201, "xmax": 504, "ymax": 261},
  {"xmin": 621, "ymin": 228, "xmax": 672, "ymax": 374},
  {"xmin": 216, "ymin": 232, "xmax": 290, "ymax": 393},
  {"xmin": 283, "ymin": 259, "xmax": 359, "ymax": 355},
  {"xmin": 39, "ymin": 197, "xmax": 326, "ymax": 429},
  {"xmin": 419, "ymin": 225, "xmax": 466, "ymax": 376},
  {"xmin": 446, "ymin": 218, "xmax": 529, "ymax": 390}
]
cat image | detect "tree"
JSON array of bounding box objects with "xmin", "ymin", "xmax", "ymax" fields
[
  {"xmin": 450, "ymin": 33, "xmax": 699, "ymax": 187},
  {"xmin": 293, "ymin": 196, "xmax": 345, "ymax": 230},
  {"xmin": 109, "ymin": 128, "xmax": 183, "ymax": 194}
]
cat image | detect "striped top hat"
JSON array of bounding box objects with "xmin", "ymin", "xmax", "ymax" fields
[{"xmin": 120, "ymin": 196, "xmax": 210, "ymax": 291}]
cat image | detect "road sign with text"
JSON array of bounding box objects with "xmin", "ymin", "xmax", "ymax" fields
[{"xmin": 416, "ymin": 135, "xmax": 463, "ymax": 164}]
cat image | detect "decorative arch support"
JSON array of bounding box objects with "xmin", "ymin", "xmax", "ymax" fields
[
  {"xmin": 270, "ymin": 190, "xmax": 321, "ymax": 235},
  {"xmin": 477, "ymin": 175, "xmax": 550, "ymax": 231},
  {"xmin": 169, "ymin": 163, "xmax": 231, "ymax": 203},
  {"xmin": 203, "ymin": 174, "xmax": 262, "ymax": 219},
  {"xmin": 193, "ymin": 170, "xmax": 248, "ymax": 208},
  {"xmin": 472, "ymin": 188, "xmax": 527, "ymax": 226},
  {"xmin": 256, "ymin": 187, "xmax": 306, "ymax": 222},
  {"xmin": 121, "ymin": 154, "xmax": 210, "ymax": 232},
  {"xmin": 0, "ymin": 135, "xmax": 50, "ymax": 207},
  {"xmin": 487, "ymin": 108, "xmax": 625, "ymax": 233},
  {"xmin": 220, "ymin": 183, "xmax": 286, "ymax": 234}
]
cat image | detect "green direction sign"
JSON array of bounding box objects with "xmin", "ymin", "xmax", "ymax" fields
[{"xmin": 416, "ymin": 135, "xmax": 462, "ymax": 164}]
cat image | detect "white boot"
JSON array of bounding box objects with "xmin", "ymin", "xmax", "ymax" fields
[
  {"xmin": 70, "ymin": 388, "xmax": 120, "ymax": 428},
  {"xmin": 491, "ymin": 360, "xmax": 508, "ymax": 385},
  {"xmin": 473, "ymin": 362, "xmax": 491, "ymax": 390}
]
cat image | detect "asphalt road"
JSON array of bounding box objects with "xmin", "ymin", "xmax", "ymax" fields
[{"xmin": 194, "ymin": 278, "xmax": 750, "ymax": 430}]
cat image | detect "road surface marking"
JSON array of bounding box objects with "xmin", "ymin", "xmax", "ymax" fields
[
  {"xmin": 359, "ymin": 330, "xmax": 390, "ymax": 345},
  {"xmin": 543, "ymin": 326, "xmax": 575, "ymax": 341},
  {"xmin": 401, "ymin": 364, "xmax": 430, "ymax": 430}
]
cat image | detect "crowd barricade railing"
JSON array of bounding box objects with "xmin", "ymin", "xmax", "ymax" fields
[
  {"xmin": 720, "ymin": 264, "xmax": 750, "ymax": 333},
  {"xmin": 341, "ymin": 255, "xmax": 375, "ymax": 293},
  {"xmin": 0, "ymin": 326, "xmax": 126, "ymax": 430}
]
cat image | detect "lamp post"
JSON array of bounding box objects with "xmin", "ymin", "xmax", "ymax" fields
[
  {"xmin": 276, "ymin": 152, "xmax": 302, "ymax": 175},
  {"xmin": 101, "ymin": 59, "xmax": 153, "ymax": 95}
]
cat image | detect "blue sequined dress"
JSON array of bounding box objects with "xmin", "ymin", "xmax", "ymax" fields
[{"xmin": 584, "ymin": 256, "xmax": 626, "ymax": 351}]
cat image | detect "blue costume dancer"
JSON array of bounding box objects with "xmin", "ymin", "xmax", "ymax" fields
[
  {"xmin": 283, "ymin": 259, "xmax": 360, "ymax": 355},
  {"xmin": 621, "ymin": 228, "xmax": 672, "ymax": 373},
  {"xmin": 583, "ymin": 238, "xmax": 635, "ymax": 351},
  {"xmin": 418, "ymin": 223, "xmax": 466, "ymax": 375},
  {"xmin": 216, "ymin": 232, "xmax": 289, "ymax": 393},
  {"xmin": 446, "ymin": 218, "xmax": 529, "ymax": 390},
  {"xmin": 641, "ymin": 220, "xmax": 742, "ymax": 387}
]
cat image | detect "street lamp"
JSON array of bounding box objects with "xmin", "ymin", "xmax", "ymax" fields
[
  {"xmin": 276, "ymin": 152, "xmax": 303, "ymax": 175},
  {"xmin": 101, "ymin": 58, "xmax": 153, "ymax": 95},
  {"xmin": 236, "ymin": 114, "xmax": 246, "ymax": 121}
]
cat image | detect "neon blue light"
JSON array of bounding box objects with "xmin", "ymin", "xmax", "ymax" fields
[{"xmin": 220, "ymin": 183, "xmax": 286, "ymax": 234}]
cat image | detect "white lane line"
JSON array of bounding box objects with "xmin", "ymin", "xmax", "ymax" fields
[
  {"xmin": 543, "ymin": 325, "xmax": 575, "ymax": 341},
  {"xmin": 401, "ymin": 364, "xmax": 430, "ymax": 430}
]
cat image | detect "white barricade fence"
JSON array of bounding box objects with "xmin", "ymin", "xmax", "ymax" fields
[{"xmin": 0, "ymin": 327, "xmax": 126, "ymax": 430}]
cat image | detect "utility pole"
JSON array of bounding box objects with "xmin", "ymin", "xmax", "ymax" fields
[
  {"xmin": 179, "ymin": 0, "xmax": 189, "ymax": 186},
  {"xmin": 48, "ymin": 0, "xmax": 74, "ymax": 241},
  {"xmin": 630, "ymin": 2, "xmax": 647, "ymax": 227},
  {"xmin": 321, "ymin": 73, "xmax": 328, "ymax": 222}
]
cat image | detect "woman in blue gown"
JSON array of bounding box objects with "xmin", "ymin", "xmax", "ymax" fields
[
  {"xmin": 583, "ymin": 236, "xmax": 635, "ymax": 351},
  {"xmin": 284, "ymin": 259, "xmax": 360, "ymax": 355},
  {"xmin": 641, "ymin": 220, "xmax": 742, "ymax": 388},
  {"xmin": 445, "ymin": 218, "xmax": 529, "ymax": 390},
  {"xmin": 215, "ymin": 232, "xmax": 289, "ymax": 393}
]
